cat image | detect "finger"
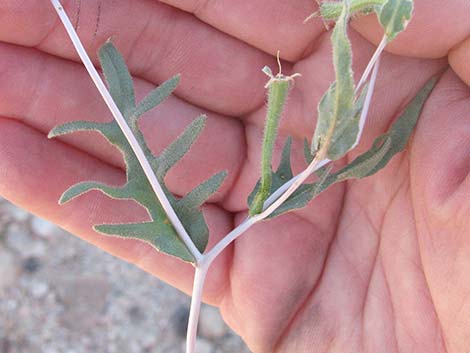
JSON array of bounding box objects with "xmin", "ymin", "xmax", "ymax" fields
[
  {"xmin": 411, "ymin": 69, "xmax": 470, "ymax": 210},
  {"xmin": 351, "ymin": 0, "xmax": 470, "ymax": 58},
  {"xmin": 157, "ymin": 0, "xmax": 327, "ymax": 61},
  {"xmin": 0, "ymin": 117, "xmax": 233, "ymax": 303},
  {"xmin": 0, "ymin": 43, "xmax": 245, "ymax": 199},
  {"xmin": 220, "ymin": 207, "xmax": 339, "ymax": 352},
  {"xmin": 411, "ymin": 69, "xmax": 470, "ymax": 351},
  {"xmin": 449, "ymin": 35, "xmax": 470, "ymax": 86},
  {"xmin": 0, "ymin": 0, "xmax": 283, "ymax": 115}
]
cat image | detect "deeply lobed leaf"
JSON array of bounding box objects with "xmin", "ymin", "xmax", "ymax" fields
[{"xmin": 50, "ymin": 42, "xmax": 226, "ymax": 263}]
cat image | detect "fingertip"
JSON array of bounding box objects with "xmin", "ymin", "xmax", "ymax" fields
[{"xmin": 449, "ymin": 35, "xmax": 470, "ymax": 87}]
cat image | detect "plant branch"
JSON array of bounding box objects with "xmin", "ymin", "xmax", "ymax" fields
[
  {"xmin": 204, "ymin": 53, "xmax": 383, "ymax": 269},
  {"xmin": 49, "ymin": 0, "xmax": 202, "ymax": 264},
  {"xmin": 187, "ymin": 56, "xmax": 380, "ymax": 348},
  {"xmin": 353, "ymin": 55, "xmax": 381, "ymax": 148},
  {"xmin": 356, "ymin": 35, "xmax": 387, "ymax": 94},
  {"xmin": 186, "ymin": 265, "xmax": 209, "ymax": 353},
  {"xmin": 50, "ymin": 2, "xmax": 385, "ymax": 352}
]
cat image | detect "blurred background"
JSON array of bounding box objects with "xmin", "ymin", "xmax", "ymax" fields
[{"xmin": 0, "ymin": 197, "xmax": 250, "ymax": 353}]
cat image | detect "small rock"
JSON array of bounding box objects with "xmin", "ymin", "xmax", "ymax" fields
[
  {"xmin": 0, "ymin": 247, "xmax": 18, "ymax": 291},
  {"xmin": 199, "ymin": 305, "xmax": 228, "ymax": 340},
  {"xmin": 5, "ymin": 224, "xmax": 47, "ymax": 258},
  {"xmin": 181, "ymin": 339, "xmax": 214, "ymax": 353},
  {"xmin": 0, "ymin": 201, "xmax": 30, "ymax": 222},
  {"xmin": 30, "ymin": 281, "xmax": 49, "ymax": 299},
  {"xmin": 5, "ymin": 224, "xmax": 31, "ymax": 253},
  {"xmin": 54, "ymin": 275, "xmax": 111, "ymax": 333},
  {"xmin": 171, "ymin": 306, "xmax": 190, "ymax": 338},
  {"xmin": 196, "ymin": 338, "xmax": 214, "ymax": 353},
  {"xmin": 4, "ymin": 299, "xmax": 18, "ymax": 311},
  {"xmin": 31, "ymin": 216, "xmax": 58, "ymax": 238},
  {"xmin": 22, "ymin": 256, "xmax": 41, "ymax": 274},
  {"xmin": 221, "ymin": 334, "xmax": 247, "ymax": 353},
  {"xmin": 55, "ymin": 275, "xmax": 110, "ymax": 310},
  {"xmin": 128, "ymin": 305, "xmax": 146, "ymax": 324},
  {"xmin": 8, "ymin": 206, "xmax": 30, "ymax": 222}
]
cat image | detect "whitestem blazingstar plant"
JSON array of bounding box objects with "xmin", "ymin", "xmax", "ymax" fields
[{"xmin": 48, "ymin": 0, "xmax": 434, "ymax": 352}]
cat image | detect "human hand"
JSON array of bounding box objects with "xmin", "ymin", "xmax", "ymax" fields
[{"xmin": 0, "ymin": 1, "xmax": 469, "ymax": 352}]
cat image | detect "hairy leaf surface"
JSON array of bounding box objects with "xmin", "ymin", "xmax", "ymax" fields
[
  {"xmin": 379, "ymin": 0, "xmax": 414, "ymax": 41},
  {"xmin": 318, "ymin": 0, "xmax": 385, "ymax": 21},
  {"xmin": 256, "ymin": 76, "xmax": 436, "ymax": 218},
  {"xmin": 312, "ymin": 1, "xmax": 358, "ymax": 161},
  {"xmin": 50, "ymin": 42, "xmax": 226, "ymax": 263}
]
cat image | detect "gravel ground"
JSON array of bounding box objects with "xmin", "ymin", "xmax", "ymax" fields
[{"xmin": 0, "ymin": 198, "xmax": 251, "ymax": 353}]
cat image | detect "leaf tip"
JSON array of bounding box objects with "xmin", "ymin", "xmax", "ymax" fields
[
  {"xmin": 47, "ymin": 129, "xmax": 57, "ymax": 139},
  {"xmin": 58, "ymin": 193, "xmax": 71, "ymax": 205}
]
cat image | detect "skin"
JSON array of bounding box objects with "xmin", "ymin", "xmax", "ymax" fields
[{"xmin": 0, "ymin": 0, "xmax": 469, "ymax": 352}]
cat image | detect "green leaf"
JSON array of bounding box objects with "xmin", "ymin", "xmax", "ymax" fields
[
  {"xmin": 335, "ymin": 76, "xmax": 437, "ymax": 180},
  {"xmin": 130, "ymin": 75, "xmax": 180, "ymax": 119},
  {"xmin": 326, "ymin": 82, "xmax": 368, "ymax": 158},
  {"xmin": 265, "ymin": 76, "xmax": 437, "ymax": 218},
  {"xmin": 59, "ymin": 182, "xmax": 129, "ymax": 204},
  {"xmin": 50, "ymin": 42, "xmax": 226, "ymax": 263},
  {"xmin": 303, "ymin": 138, "xmax": 314, "ymax": 164},
  {"xmin": 95, "ymin": 221, "xmax": 194, "ymax": 263},
  {"xmin": 378, "ymin": 0, "xmax": 414, "ymax": 41},
  {"xmin": 318, "ymin": 0, "xmax": 385, "ymax": 21},
  {"xmin": 269, "ymin": 165, "xmax": 334, "ymax": 218},
  {"xmin": 248, "ymin": 137, "xmax": 329, "ymax": 218},
  {"xmin": 99, "ymin": 41, "xmax": 136, "ymax": 116},
  {"xmin": 169, "ymin": 172, "xmax": 227, "ymax": 253},
  {"xmin": 181, "ymin": 171, "xmax": 227, "ymax": 209},
  {"xmin": 248, "ymin": 137, "xmax": 295, "ymax": 211},
  {"xmin": 312, "ymin": 0, "xmax": 357, "ymax": 161},
  {"xmin": 48, "ymin": 121, "xmax": 107, "ymax": 138},
  {"xmin": 154, "ymin": 116, "xmax": 206, "ymax": 179},
  {"xmin": 98, "ymin": 41, "xmax": 159, "ymax": 165}
]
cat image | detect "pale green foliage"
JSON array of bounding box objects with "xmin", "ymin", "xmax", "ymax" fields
[
  {"xmin": 312, "ymin": 0, "xmax": 414, "ymax": 42},
  {"xmin": 249, "ymin": 77, "xmax": 290, "ymax": 215},
  {"xmin": 379, "ymin": 0, "xmax": 414, "ymax": 41},
  {"xmin": 49, "ymin": 42, "xmax": 226, "ymax": 263},
  {"xmin": 312, "ymin": 0, "xmax": 359, "ymax": 160},
  {"xmin": 317, "ymin": 0, "xmax": 384, "ymax": 20},
  {"xmin": 248, "ymin": 137, "xmax": 311, "ymax": 217},
  {"xmin": 249, "ymin": 63, "xmax": 299, "ymax": 215},
  {"xmin": 269, "ymin": 76, "xmax": 436, "ymax": 217},
  {"xmin": 249, "ymin": 0, "xmax": 423, "ymax": 218}
]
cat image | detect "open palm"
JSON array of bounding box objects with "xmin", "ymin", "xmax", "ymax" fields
[{"xmin": 0, "ymin": 1, "xmax": 469, "ymax": 352}]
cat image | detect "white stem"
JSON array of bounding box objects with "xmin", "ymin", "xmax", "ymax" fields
[
  {"xmin": 49, "ymin": 0, "xmax": 202, "ymax": 264},
  {"xmin": 186, "ymin": 265, "xmax": 209, "ymax": 353},
  {"xmin": 263, "ymin": 158, "xmax": 331, "ymax": 208},
  {"xmin": 259, "ymin": 157, "xmax": 323, "ymax": 218},
  {"xmin": 356, "ymin": 35, "xmax": 387, "ymax": 95},
  {"xmin": 205, "ymin": 156, "xmax": 327, "ymax": 265},
  {"xmin": 352, "ymin": 56, "xmax": 381, "ymax": 149},
  {"xmin": 204, "ymin": 217, "xmax": 258, "ymax": 265}
]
